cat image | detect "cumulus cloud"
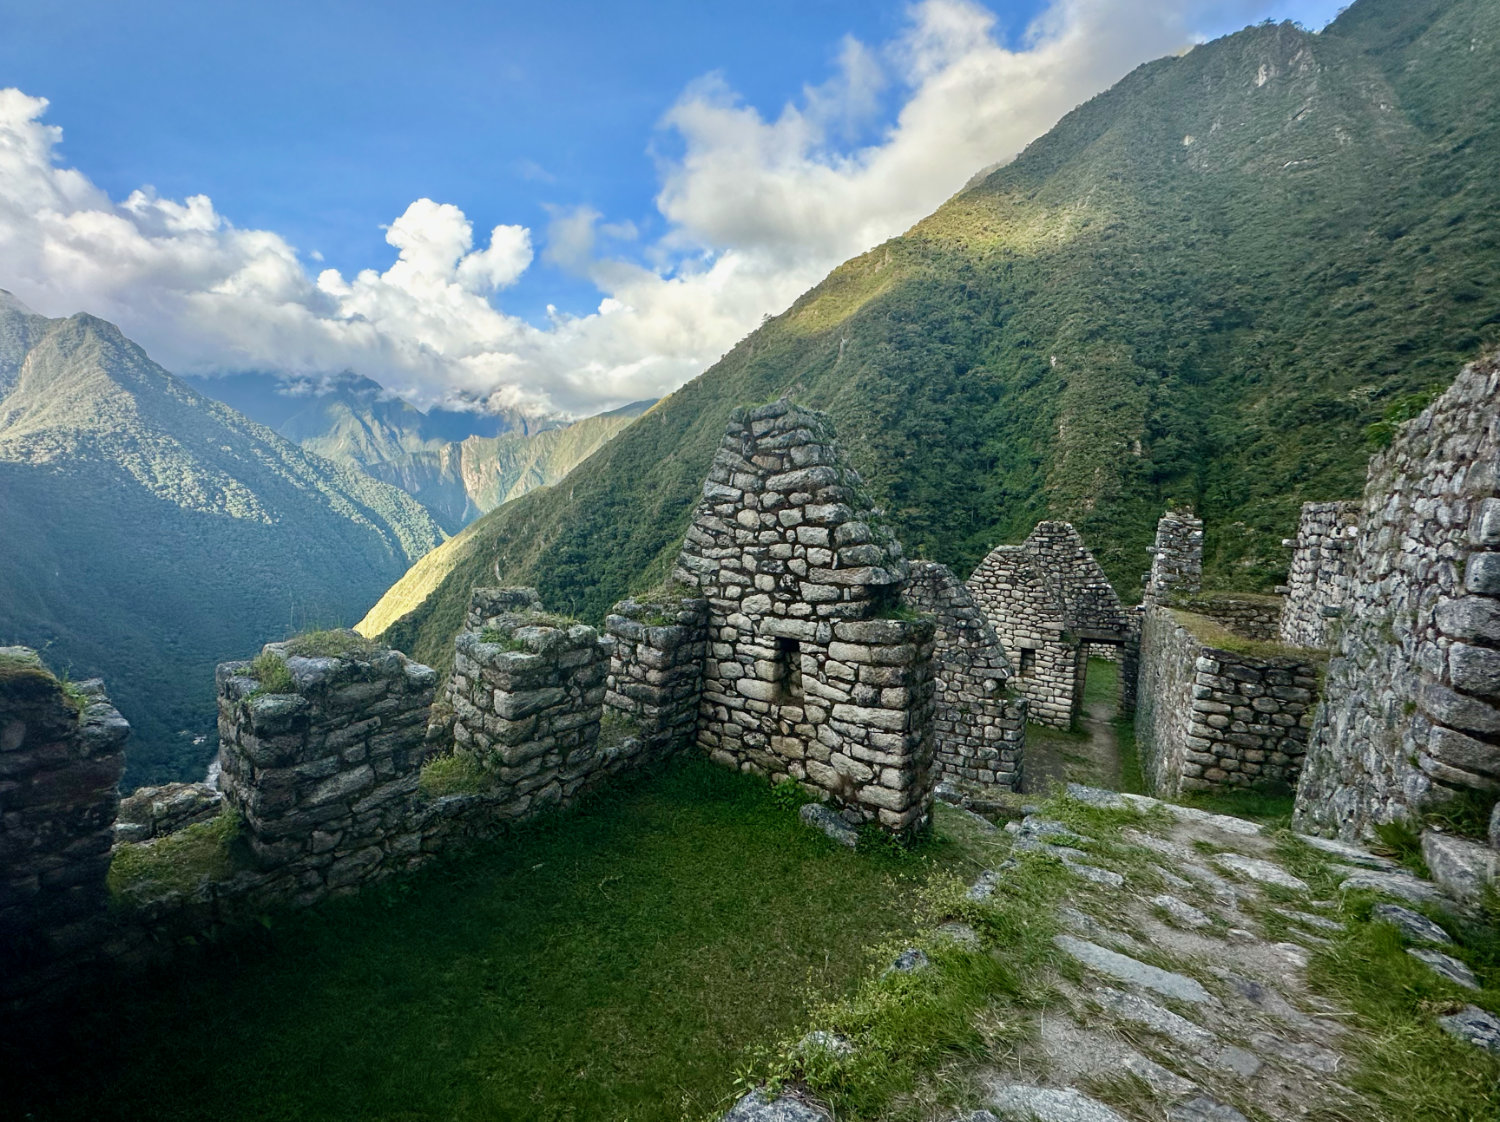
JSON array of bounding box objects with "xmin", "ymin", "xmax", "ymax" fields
[{"xmin": 0, "ymin": 1, "xmax": 1312, "ymax": 416}]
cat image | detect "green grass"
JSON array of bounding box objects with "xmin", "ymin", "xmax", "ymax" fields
[
  {"xmin": 1175, "ymin": 782, "xmax": 1297, "ymax": 825},
  {"xmin": 279, "ymin": 628, "xmax": 379, "ymax": 660},
  {"xmin": 246, "ymin": 650, "xmax": 294, "ymax": 695},
  {"xmin": 106, "ymin": 812, "xmax": 245, "ymax": 900},
  {"xmin": 1169, "ymin": 609, "xmax": 1323, "ymax": 662},
  {"xmin": 8, "ymin": 759, "xmax": 950, "ymax": 1122},
  {"xmin": 417, "ymin": 751, "xmax": 495, "ymax": 797}
]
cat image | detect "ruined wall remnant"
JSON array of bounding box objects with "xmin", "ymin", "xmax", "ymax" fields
[
  {"xmin": 114, "ymin": 781, "xmax": 223, "ymax": 843},
  {"xmin": 1296, "ymin": 354, "xmax": 1500, "ymax": 840},
  {"xmin": 1278, "ymin": 501, "xmax": 1360, "ymax": 649},
  {"xmin": 1143, "ymin": 510, "xmax": 1204, "ymax": 606},
  {"xmin": 1135, "ymin": 612, "xmax": 1320, "ymax": 797},
  {"xmin": 967, "ymin": 522, "xmax": 1131, "ymax": 728},
  {"xmin": 604, "ymin": 594, "xmax": 708, "ymax": 761},
  {"xmin": 0, "ymin": 649, "xmax": 128, "ymax": 1002},
  {"xmin": 1173, "ymin": 594, "xmax": 1285, "ymax": 642},
  {"xmin": 217, "ymin": 637, "xmax": 436, "ymax": 902},
  {"xmin": 902, "ymin": 561, "xmax": 1025, "ymax": 793},
  {"xmin": 674, "ymin": 400, "xmax": 937, "ymax": 833}
]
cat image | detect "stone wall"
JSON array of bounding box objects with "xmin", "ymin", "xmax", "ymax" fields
[
  {"xmin": 1174, "ymin": 594, "xmax": 1285, "ymax": 642},
  {"xmin": 902, "ymin": 561, "xmax": 1025, "ymax": 793},
  {"xmin": 604, "ymin": 594, "xmax": 708, "ymax": 761},
  {"xmin": 968, "ymin": 522, "xmax": 1129, "ymax": 729},
  {"xmin": 447, "ymin": 595, "xmax": 619, "ymax": 816},
  {"xmin": 674, "ymin": 401, "xmax": 938, "ymax": 834},
  {"xmin": 114, "ymin": 781, "xmax": 222, "ymax": 843},
  {"xmin": 1278, "ymin": 501, "xmax": 1360, "ymax": 649},
  {"xmin": 1296, "ymin": 353, "xmax": 1500, "ymax": 839},
  {"xmin": 1143, "ymin": 510, "xmax": 1204, "ymax": 605},
  {"xmin": 1136, "ymin": 612, "xmax": 1320, "ymax": 797},
  {"xmin": 0, "ymin": 650, "xmax": 129, "ymax": 1003},
  {"xmin": 217, "ymin": 638, "xmax": 436, "ymax": 903}
]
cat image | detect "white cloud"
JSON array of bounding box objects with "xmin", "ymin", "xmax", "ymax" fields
[{"xmin": 0, "ymin": 1, "xmax": 1317, "ymax": 416}]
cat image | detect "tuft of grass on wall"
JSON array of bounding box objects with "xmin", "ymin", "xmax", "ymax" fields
[{"xmin": 107, "ymin": 812, "xmax": 244, "ymax": 900}]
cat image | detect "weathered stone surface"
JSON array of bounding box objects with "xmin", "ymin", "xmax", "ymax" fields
[
  {"xmin": 1437, "ymin": 1005, "xmax": 1500, "ymax": 1053},
  {"xmin": 1054, "ymin": 936, "xmax": 1216, "ymax": 1004},
  {"xmin": 1153, "ymin": 894, "xmax": 1212, "ymax": 929},
  {"xmin": 889, "ymin": 947, "xmax": 931, "ymax": 974},
  {"xmin": 721, "ymin": 1089, "xmax": 828, "ymax": 1122},
  {"xmin": 799, "ymin": 802, "xmax": 858, "ymax": 848},
  {"xmin": 1407, "ymin": 948, "xmax": 1480, "ymax": 989},
  {"xmin": 1420, "ymin": 831, "xmax": 1495, "ymax": 905},
  {"xmin": 1296, "ymin": 834, "xmax": 1396, "ymax": 870},
  {"xmin": 1371, "ymin": 903, "xmax": 1453, "ymax": 945},
  {"xmin": 1211, "ymin": 853, "xmax": 1308, "ymax": 891},
  {"xmin": 1168, "ymin": 1096, "xmax": 1250, "ymax": 1122},
  {"xmin": 1094, "ymin": 986, "xmax": 1216, "ymax": 1048},
  {"xmin": 1248, "ymin": 1032, "xmax": 1341, "ymax": 1073},
  {"xmin": 1339, "ymin": 869, "xmax": 1448, "ymax": 907},
  {"xmin": 987, "ymin": 1086, "xmax": 1127, "ymax": 1122}
]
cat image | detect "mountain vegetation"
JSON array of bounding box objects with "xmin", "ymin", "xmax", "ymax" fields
[
  {"xmin": 188, "ymin": 371, "xmax": 652, "ymax": 532},
  {"xmin": 370, "ymin": 0, "xmax": 1500, "ymax": 677},
  {"xmin": 0, "ymin": 296, "xmax": 445, "ymax": 786}
]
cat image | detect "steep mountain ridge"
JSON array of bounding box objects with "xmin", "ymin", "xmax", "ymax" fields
[
  {"xmin": 186, "ymin": 372, "xmax": 651, "ymax": 531},
  {"xmin": 368, "ymin": 0, "xmax": 1500, "ymax": 677},
  {"xmin": 0, "ymin": 298, "xmax": 445, "ymax": 785}
]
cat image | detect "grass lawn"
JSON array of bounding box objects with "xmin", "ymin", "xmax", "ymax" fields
[{"xmin": 4, "ymin": 759, "xmax": 959, "ymax": 1122}]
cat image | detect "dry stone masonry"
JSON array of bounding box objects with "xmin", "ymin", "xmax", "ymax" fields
[
  {"xmin": 447, "ymin": 591, "xmax": 619, "ymax": 815},
  {"xmin": 217, "ymin": 637, "xmax": 436, "ymax": 902},
  {"xmin": 1136, "ymin": 609, "xmax": 1320, "ymax": 797},
  {"xmin": 901, "ymin": 561, "xmax": 1026, "ymax": 793},
  {"xmin": 674, "ymin": 400, "xmax": 938, "ymax": 834},
  {"xmin": 1296, "ymin": 353, "xmax": 1500, "ymax": 844},
  {"xmin": 114, "ymin": 780, "xmax": 223, "ymax": 843},
  {"xmin": 1172, "ymin": 594, "xmax": 1284, "ymax": 642},
  {"xmin": 603, "ymin": 593, "xmax": 709, "ymax": 761},
  {"xmin": 1279, "ymin": 501, "xmax": 1360, "ymax": 649},
  {"xmin": 968, "ymin": 522, "xmax": 1131, "ymax": 728},
  {"xmin": 0, "ymin": 650, "xmax": 129, "ymax": 1003},
  {"xmin": 1142, "ymin": 509, "xmax": 1204, "ymax": 605}
]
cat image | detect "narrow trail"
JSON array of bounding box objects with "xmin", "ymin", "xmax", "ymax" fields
[{"xmin": 1020, "ymin": 658, "xmax": 1123, "ymax": 796}]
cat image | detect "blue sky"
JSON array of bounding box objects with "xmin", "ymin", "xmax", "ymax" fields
[{"xmin": 0, "ymin": 0, "xmax": 1349, "ymax": 413}]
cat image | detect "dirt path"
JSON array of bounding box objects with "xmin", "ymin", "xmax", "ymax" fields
[{"xmin": 1021, "ymin": 658, "xmax": 1123, "ymax": 795}]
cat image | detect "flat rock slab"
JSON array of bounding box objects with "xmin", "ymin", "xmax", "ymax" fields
[
  {"xmin": 1056, "ymin": 937, "xmax": 1217, "ymax": 1004},
  {"xmin": 1161, "ymin": 804, "xmax": 1263, "ymax": 837},
  {"xmin": 1248, "ymin": 1032, "xmax": 1341, "ymax": 1073},
  {"xmin": 1421, "ymin": 831, "xmax": 1496, "ymax": 905},
  {"xmin": 1339, "ymin": 870, "xmax": 1447, "ymax": 908},
  {"xmin": 1169, "ymin": 1096, "xmax": 1250, "ymax": 1122},
  {"xmin": 1065, "ymin": 860, "xmax": 1125, "ymax": 888},
  {"xmin": 1437, "ymin": 1005, "xmax": 1500, "ymax": 1053},
  {"xmin": 1296, "ymin": 834, "xmax": 1397, "ymax": 870},
  {"xmin": 799, "ymin": 803, "xmax": 858, "ymax": 848},
  {"xmin": 1274, "ymin": 908, "xmax": 1343, "ymax": 933},
  {"xmin": 1094, "ymin": 987, "xmax": 1216, "ymax": 1048},
  {"xmin": 1153, "ymin": 894, "xmax": 1212, "ymax": 928},
  {"xmin": 936, "ymin": 921, "xmax": 981, "ymax": 948},
  {"xmin": 1408, "ymin": 948, "xmax": 1480, "ymax": 989},
  {"xmin": 1372, "ymin": 903, "xmax": 1453, "ymax": 945},
  {"xmin": 1212, "ymin": 853, "xmax": 1308, "ymax": 891},
  {"xmin": 988, "ymin": 1085, "xmax": 1127, "ymax": 1122},
  {"xmin": 722, "ymin": 1090, "xmax": 827, "ymax": 1121},
  {"xmin": 1065, "ymin": 784, "xmax": 1128, "ymax": 809},
  {"xmin": 1123, "ymin": 828, "xmax": 1195, "ymax": 861}
]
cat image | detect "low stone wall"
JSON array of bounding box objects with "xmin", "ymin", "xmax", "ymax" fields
[
  {"xmin": 1136, "ymin": 610, "xmax": 1321, "ymax": 797},
  {"xmin": 114, "ymin": 781, "xmax": 223, "ymax": 843},
  {"xmin": 217, "ymin": 638, "xmax": 437, "ymax": 903},
  {"xmin": 1173, "ymin": 594, "xmax": 1285, "ymax": 642},
  {"xmin": 902, "ymin": 561, "xmax": 1025, "ymax": 793},
  {"xmin": 448, "ymin": 600, "xmax": 615, "ymax": 816},
  {"xmin": 1279, "ymin": 501, "xmax": 1359, "ymax": 649},
  {"xmin": 0, "ymin": 649, "xmax": 129, "ymax": 1004},
  {"xmin": 1296, "ymin": 353, "xmax": 1500, "ymax": 839},
  {"xmin": 604, "ymin": 595, "xmax": 708, "ymax": 760}
]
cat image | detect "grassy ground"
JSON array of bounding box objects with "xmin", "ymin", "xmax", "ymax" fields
[{"xmin": 4, "ymin": 759, "xmax": 956, "ymax": 1122}]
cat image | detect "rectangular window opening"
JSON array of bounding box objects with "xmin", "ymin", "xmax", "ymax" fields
[{"xmin": 776, "ymin": 636, "xmax": 803, "ymax": 702}]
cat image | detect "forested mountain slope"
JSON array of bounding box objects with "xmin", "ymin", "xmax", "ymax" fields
[
  {"xmin": 0, "ymin": 298, "xmax": 444, "ymax": 785},
  {"xmin": 374, "ymin": 0, "xmax": 1496, "ymax": 675}
]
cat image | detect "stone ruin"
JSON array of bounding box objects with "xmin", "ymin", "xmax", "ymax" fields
[
  {"xmin": 673, "ymin": 400, "xmax": 938, "ymax": 833},
  {"xmin": 1295, "ymin": 353, "xmax": 1500, "ymax": 884},
  {"xmin": 1134, "ymin": 512, "xmax": 1322, "ymax": 797},
  {"xmin": 0, "ymin": 649, "xmax": 128, "ymax": 1003},
  {"xmin": 1278, "ymin": 500, "xmax": 1360, "ymax": 649},
  {"xmin": 967, "ymin": 522, "xmax": 1132, "ymax": 728},
  {"xmin": 216, "ymin": 636, "xmax": 437, "ymax": 902},
  {"xmin": 901, "ymin": 561, "xmax": 1025, "ymax": 793}
]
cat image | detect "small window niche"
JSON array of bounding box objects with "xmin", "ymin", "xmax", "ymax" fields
[
  {"xmin": 775, "ymin": 636, "xmax": 803, "ymax": 702},
  {"xmin": 1018, "ymin": 648, "xmax": 1036, "ymax": 677}
]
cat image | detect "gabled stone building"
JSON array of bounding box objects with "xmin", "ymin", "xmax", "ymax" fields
[
  {"xmin": 967, "ymin": 522, "xmax": 1131, "ymax": 728},
  {"xmin": 672, "ymin": 400, "xmax": 938, "ymax": 833}
]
